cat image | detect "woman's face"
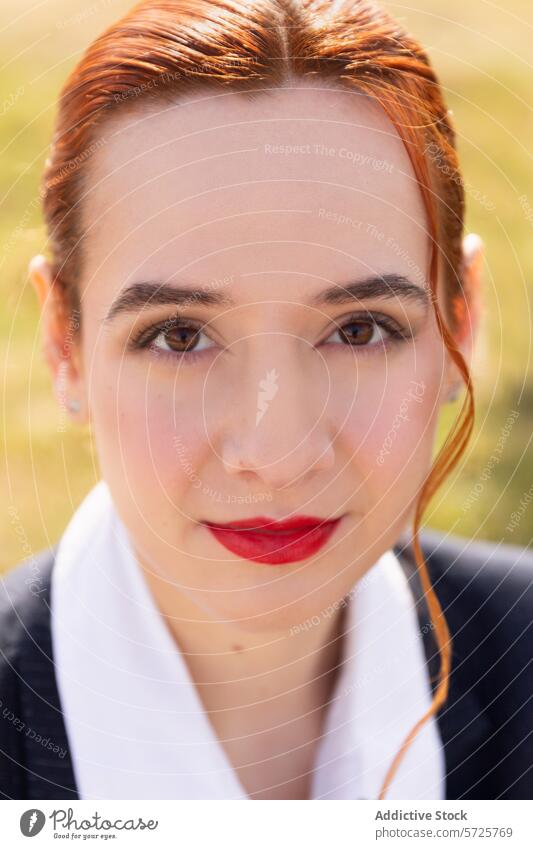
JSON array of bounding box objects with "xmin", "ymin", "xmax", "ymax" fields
[{"xmin": 56, "ymin": 81, "xmax": 457, "ymax": 629}]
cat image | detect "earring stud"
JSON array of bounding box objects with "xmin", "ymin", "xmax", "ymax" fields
[{"xmin": 68, "ymin": 398, "xmax": 81, "ymax": 413}]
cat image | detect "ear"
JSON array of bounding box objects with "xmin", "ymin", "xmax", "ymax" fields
[
  {"xmin": 444, "ymin": 233, "xmax": 483, "ymax": 402},
  {"xmin": 457, "ymin": 233, "xmax": 483, "ymax": 358},
  {"xmin": 29, "ymin": 254, "xmax": 89, "ymax": 425}
]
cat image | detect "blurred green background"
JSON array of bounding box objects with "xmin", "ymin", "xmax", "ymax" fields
[{"xmin": 1, "ymin": 0, "xmax": 532, "ymax": 571}]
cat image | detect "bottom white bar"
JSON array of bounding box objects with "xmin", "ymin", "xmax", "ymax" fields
[{"xmin": 1, "ymin": 799, "xmax": 531, "ymax": 848}]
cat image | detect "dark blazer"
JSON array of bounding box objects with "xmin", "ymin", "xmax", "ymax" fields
[{"xmin": 1, "ymin": 530, "xmax": 532, "ymax": 800}]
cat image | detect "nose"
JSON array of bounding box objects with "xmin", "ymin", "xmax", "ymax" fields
[{"xmin": 215, "ymin": 344, "xmax": 336, "ymax": 490}]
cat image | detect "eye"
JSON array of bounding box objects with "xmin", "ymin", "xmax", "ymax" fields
[
  {"xmin": 152, "ymin": 323, "xmax": 213, "ymax": 355},
  {"xmin": 324, "ymin": 312, "xmax": 406, "ymax": 349},
  {"xmin": 129, "ymin": 316, "xmax": 216, "ymax": 361}
]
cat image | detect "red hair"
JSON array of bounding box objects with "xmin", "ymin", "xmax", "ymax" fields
[{"xmin": 41, "ymin": 0, "xmax": 474, "ymax": 799}]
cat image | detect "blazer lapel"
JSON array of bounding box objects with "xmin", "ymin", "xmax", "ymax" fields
[
  {"xmin": 14, "ymin": 549, "xmax": 79, "ymax": 799},
  {"xmin": 396, "ymin": 540, "xmax": 493, "ymax": 799}
]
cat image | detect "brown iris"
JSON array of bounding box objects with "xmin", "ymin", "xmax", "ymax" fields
[
  {"xmin": 161, "ymin": 324, "xmax": 200, "ymax": 352},
  {"xmin": 338, "ymin": 320, "xmax": 376, "ymax": 346}
]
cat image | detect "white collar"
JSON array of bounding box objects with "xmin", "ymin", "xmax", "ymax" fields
[{"xmin": 51, "ymin": 480, "xmax": 445, "ymax": 800}]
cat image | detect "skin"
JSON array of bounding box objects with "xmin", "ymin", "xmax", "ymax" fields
[{"xmin": 30, "ymin": 79, "xmax": 482, "ymax": 799}]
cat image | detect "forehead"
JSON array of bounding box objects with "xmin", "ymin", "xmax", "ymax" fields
[{"xmin": 81, "ymin": 80, "xmax": 429, "ymax": 304}]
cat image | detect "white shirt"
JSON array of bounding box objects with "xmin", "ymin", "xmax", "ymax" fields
[{"xmin": 50, "ymin": 479, "xmax": 446, "ymax": 800}]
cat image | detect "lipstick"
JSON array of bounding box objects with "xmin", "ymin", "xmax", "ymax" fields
[{"xmin": 202, "ymin": 514, "xmax": 343, "ymax": 565}]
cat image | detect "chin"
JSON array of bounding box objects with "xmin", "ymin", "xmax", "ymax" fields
[{"xmin": 192, "ymin": 566, "xmax": 361, "ymax": 634}]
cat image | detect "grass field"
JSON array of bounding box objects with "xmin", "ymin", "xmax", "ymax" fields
[{"xmin": 1, "ymin": 0, "xmax": 532, "ymax": 570}]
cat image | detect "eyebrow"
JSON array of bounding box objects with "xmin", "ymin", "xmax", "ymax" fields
[
  {"xmin": 102, "ymin": 273, "xmax": 429, "ymax": 325},
  {"xmin": 309, "ymin": 274, "xmax": 429, "ymax": 307}
]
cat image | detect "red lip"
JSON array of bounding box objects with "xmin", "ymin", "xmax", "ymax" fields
[{"xmin": 202, "ymin": 514, "xmax": 344, "ymax": 565}]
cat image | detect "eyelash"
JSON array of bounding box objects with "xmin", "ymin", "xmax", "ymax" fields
[{"xmin": 127, "ymin": 310, "xmax": 412, "ymax": 365}]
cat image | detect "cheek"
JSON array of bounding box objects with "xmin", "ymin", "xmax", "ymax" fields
[
  {"xmin": 371, "ymin": 383, "xmax": 438, "ymax": 466},
  {"xmin": 337, "ymin": 347, "xmax": 445, "ymax": 501},
  {"xmin": 88, "ymin": 361, "xmax": 206, "ymax": 505}
]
